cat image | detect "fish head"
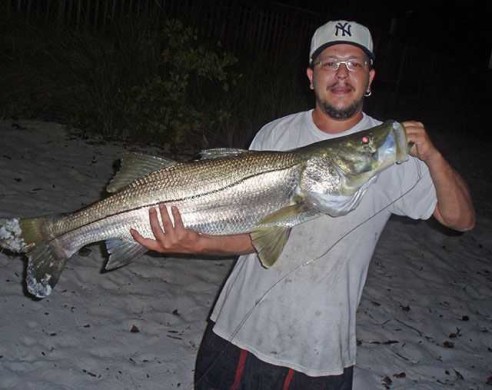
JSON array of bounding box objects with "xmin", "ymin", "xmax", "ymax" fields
[
  {"xmin": 331, "ymin": 120, "xmax": 407, "ymax": 172},
  {"xmin": 299, "ymin": 121, "xmax": 409, "ymax": 215},
  {"xmin": 327, "ymin": 120, "xmax": 409, "ymax": 191}
]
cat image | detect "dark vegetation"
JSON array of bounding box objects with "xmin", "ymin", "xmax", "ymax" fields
[
  {"xmin": 0, "ymin": 1, "xmax": 314, "ymax": 153},
  {"xmin": 1, "ymin": 0, "xmax": 490, "ymax": 154}
]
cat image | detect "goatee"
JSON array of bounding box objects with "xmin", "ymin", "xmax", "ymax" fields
[{"xmin": 321, "ymin": 97, "xmax": 364, "ymax": 120}]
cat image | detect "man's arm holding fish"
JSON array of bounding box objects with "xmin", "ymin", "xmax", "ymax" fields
[
  {"xmin": 403, "ymin": 121, "xmax": 475, "ymax": 231},
  {"xmin": 132, "ymin": 121, "xmax": 475, "ymax": 256},
  {"xmin": 130, "ymin": 204, "xmax": 255, "ymax": 255}
]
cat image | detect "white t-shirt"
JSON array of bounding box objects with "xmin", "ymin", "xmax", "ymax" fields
[{"xmin": 210, "ymin": 110, "xmax": 437, "ymax": 376}]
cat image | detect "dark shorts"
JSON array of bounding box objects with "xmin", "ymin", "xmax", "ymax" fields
[{"xmin": 194, "ymin": 321, "xmax": 353, "ymax": 390}]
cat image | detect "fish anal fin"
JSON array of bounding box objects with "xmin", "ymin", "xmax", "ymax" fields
[
  {"xmin": 107, "ymin": 152, "xmax": 176, "ymax": 193},
  {"xmin": 26, "ymin": 241, "xmax": 68, "ymax": 299},
  {"xmin": 104, "ymin": 239, "xmax": 147, "ymax": 271}
]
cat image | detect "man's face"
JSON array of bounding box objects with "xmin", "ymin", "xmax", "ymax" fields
[{"xmin": 307, "ymin": 44, "xmax": 375, "ymax": 120}]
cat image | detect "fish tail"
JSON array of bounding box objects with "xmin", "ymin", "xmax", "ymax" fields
[
  {"xmin": 0, "ymin": 217, "xmax": 30, "ymax": 253},
  {"xmin": 0, "ymin": 217, "xmax": 68, "ymax": 298},
  {"xmin": 26, "ymin": 240, "xmax": 68, "ymax": 298}
]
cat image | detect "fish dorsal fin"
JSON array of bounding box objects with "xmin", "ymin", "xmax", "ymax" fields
[
  {"xmin": 250, "ymin": 203, "xmax": 308, "ymax": 268},
  {"xmin": 199, "ymin": 148, "xmax": 250, "ymax": 160},
  {"xmin": 104, "ymin": 239, "xmax": 148, "ymax": 270},
  {"xmin": 107, "ymin": 152, "xmax": 176, "ymax": 193}
]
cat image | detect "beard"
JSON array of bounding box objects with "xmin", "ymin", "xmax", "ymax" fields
[
  {"xmin": 314, "ymin": 80, "xmax": 366, "ymax": 120},
  {"xmin": 319, "ymin": 95, "xmax": 364, "ymax": 120}
]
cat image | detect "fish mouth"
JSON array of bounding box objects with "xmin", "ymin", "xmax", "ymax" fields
[
  {"xmin": 371, "ymin": 121, "xmax": 409, "ymax": 169},
  {"xmin": 391, "ymin": 121, "xmax": 409, "ymax": 164}
]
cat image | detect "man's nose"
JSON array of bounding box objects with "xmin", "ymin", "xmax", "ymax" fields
[{"xmin": 335, "ymin": 63, "xmax": 350, "ymax": 78}]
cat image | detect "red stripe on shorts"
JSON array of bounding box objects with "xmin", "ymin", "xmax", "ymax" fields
[
  {"xmin": 230, "ymin": 349, "xmax": 249, "ymax": 390},
  {"xmin": 282, "ymin": 368, "xmax": 295, "ymax": 390}
]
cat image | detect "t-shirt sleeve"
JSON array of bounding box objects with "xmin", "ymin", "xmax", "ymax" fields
[
  {"xmin": 249, "ymin": 131, "xmax": 265, "ymax": 151},
  {"xmin": 249, "ymin": 115, "xmax": 290, "ymax": 151},
  {"xmin": 249, "ymin": 123, "xmax": 274, "ymax": 151},
  {"xmin": 388, "ymin": 157, "xmax": 437, "ymax": 220}
]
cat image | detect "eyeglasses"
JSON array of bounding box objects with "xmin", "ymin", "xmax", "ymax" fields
[{"xmin": 313, "ymin": 58, "xmax": 369, "ymax": 72}]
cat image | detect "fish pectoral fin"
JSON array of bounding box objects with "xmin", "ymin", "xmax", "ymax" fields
[
  {"xmin": 104, "ymin": 239, "xmax": 148, "ymax": 271},
  {"xmin": 199, "ymin": 148, "xmax": 251, "ymax": 159},
  {"xmin": 26, "ymin": 242, "xmax": 68, "ymax": 299},
  {"xmin": 250, "ymin": 203, "xmax": 310, "ymax": 268},
  {"xmin": 250, "ymin": 226, "xmax": 291, "ymax": 268},
  {"xmin": 107, "ymin": 152, "xmax": 176, "ymax": 193}
]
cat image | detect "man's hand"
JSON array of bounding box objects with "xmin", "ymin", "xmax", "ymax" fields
[
  {"xmin": 130, "ymin": 204, "xmax": 255, "ymax": 256},
  {"xmin": 130, "ymin": 204, "xmax": 206, "ymax": 254},
  {"xmin": 403, "ymin": 120, "xmax": 439, "ymax": 163}
]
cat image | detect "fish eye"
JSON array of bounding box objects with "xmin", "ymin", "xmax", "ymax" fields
[{"xmin": 361, "ymin": 135, "xmax": 371, "ymax": 145}]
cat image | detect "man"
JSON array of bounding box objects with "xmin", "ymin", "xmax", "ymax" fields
[{"xmin": 131, "ymin": 20, "xmax": 475, "ymax": 389}]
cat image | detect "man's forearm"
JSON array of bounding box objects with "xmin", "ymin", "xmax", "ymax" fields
[
  {"xmin": 196, "ymin": 233, "xmax": 255, "ymax": 256},
  {"xmin": 131, "ymin": 205, "xmax": 257, "ymax": 256},
  {"xmin": 427, "ymin": 152, "xmax": 475, "ymax": 231}
]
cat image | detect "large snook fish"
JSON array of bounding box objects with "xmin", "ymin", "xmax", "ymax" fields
[{"xmin": 0, "ymin": 121, "xmax": 408, "ymax": 298}]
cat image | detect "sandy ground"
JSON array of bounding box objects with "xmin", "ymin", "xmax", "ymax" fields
[{"xmin": 0, "ymin": 119, "xmax": 490, "ymax": 389}]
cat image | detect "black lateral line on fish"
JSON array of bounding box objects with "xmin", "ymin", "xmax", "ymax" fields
[{"xmin": 51, "ymin": 162, "xmax": 304, "ymax": 239}]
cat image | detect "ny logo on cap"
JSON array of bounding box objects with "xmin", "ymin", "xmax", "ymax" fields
[{"xmin": 335, "ymin": 22, "xmax": 352, "ymax": 37}]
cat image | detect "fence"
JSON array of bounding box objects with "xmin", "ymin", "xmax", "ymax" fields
[
  {"xmin": 6, "ymin": 1, "xmax": 467, "ymax": 121},
  {"xmin": 6, "ymin": 0, "xmax": 324, "ymax": 63}
]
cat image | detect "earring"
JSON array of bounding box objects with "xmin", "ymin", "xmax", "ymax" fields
[{"xmin": 364, "ymin": 90, "xmax": 372, "ymax": 97}]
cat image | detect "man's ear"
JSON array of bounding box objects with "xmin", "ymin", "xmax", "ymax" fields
[
  {"xmin": 368, "ymin": 68, "xmax": 376, "ymax": 89},
  {"xmin": 306, "ymin": 67, "xmax": 314, "ymax": 90}
]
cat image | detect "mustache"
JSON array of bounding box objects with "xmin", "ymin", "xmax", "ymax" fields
[{"xmin": 327, "ymin": 81, "xmax": 355, "ymax": 91}]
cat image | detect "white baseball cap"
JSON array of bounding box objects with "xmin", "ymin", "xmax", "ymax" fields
[{"xmin": 309, "ymin": 20, "xmax": 374, "ymax": 64}]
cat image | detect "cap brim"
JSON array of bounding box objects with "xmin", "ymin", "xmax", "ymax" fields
[{"xmin": 311, "ymin": 41, "xmax": 375, "ymax": 64}]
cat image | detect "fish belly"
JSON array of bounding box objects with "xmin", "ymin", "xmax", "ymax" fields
[{"xmin": 53, "ymin": 167, "xmax": 300, "ymax": 253}]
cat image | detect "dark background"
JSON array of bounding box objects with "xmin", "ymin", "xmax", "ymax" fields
[
  {"xmin": 3, "ymin": 0, "xmax": 491, "ymax": 143},
  {"xmin": 292, "ymin": 0, "xmax": 492, "ymax": 139},
  {"xmin": 278, "ymin": 0, "xmax": 490, "ymax": 63}
]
